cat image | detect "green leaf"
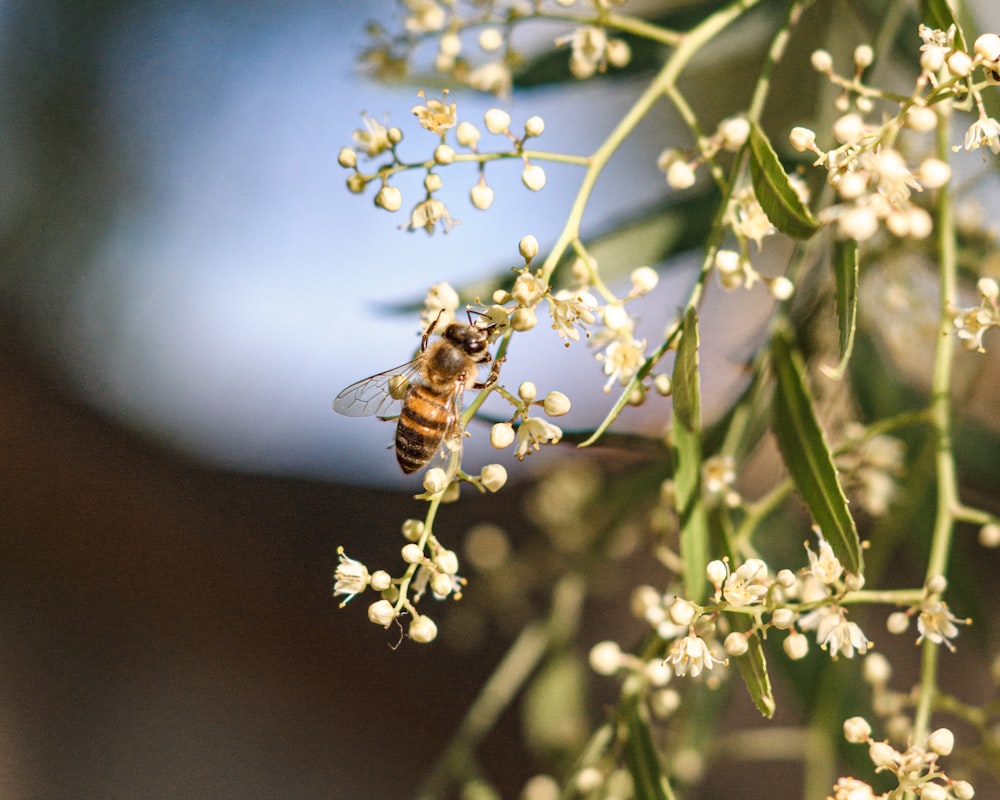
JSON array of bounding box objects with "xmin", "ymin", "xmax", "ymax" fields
[
  {"xmin": 822, "ymin": 238, "xmax": 859, "ymax": 380},
  {"xmin": 732, "ymin": 630, "xmax": 776, "ymax": 718},
  {"xmin": 770, "ymin": 331, "xmax": 863, "ymax": 576},
  {"xmin": 623, "ymin": 700, "xmax": 674, "ymax": 800},
  {"xmin": 672, "ymin": 308, "xmax": 710, "ymax": 602},
  {"xmin": 748, "ymin": 123, "xmax": 819, "ymax": 241},
  {"xmin": 919, "ymin": 0, "xmax": 967, "ymax": 51}
]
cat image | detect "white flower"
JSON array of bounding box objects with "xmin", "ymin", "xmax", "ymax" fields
[
  {"xmin": 806, "ymin": 534, "xmax": 844, "ymax": 585},
  {"xmin": 666, "ymin": 632, "xmax": 727, "ymax": 678},
  {"xmin": 549, "ymin": 289, "xmax": 597, "ymax": 344},
  {"xmin": 722, "ymin": 559, "xmax": 768, "ymax": 607},
  {"xmin": 352, "ymin": 114, "xmax": 392, "ymax": 157},
  {"xmin": 411, "ymin": 90, "xmax": 457, "ymax": 134},
  {"xmin": 514, "ymin": 417, "xmax": 563, "ymax": 460},
  {"xmin": 963, "ymin": 116, "xmax": 1000, "ymax": 154},
  {"xmin": 727, "ymin": 187, "xmax": 775, "ymax": 249},
  {"xmin": 406, "ymin": 197, "xmax": 457, "ymax": 234},
  {"xmin": 916, "ymin": 600, "xmax": 968, "ymax": 651},
  {"xmin": 333, "ymin": 550, "xmax": 370, "ymax": 606},
  {"xmin": 557, "ymin": 25, "xmax": 608, "ymax": 79},
  {"xmin": 812, "ymin": 608, "xmax": 871, "ymax": 659},
  {"xmin": 598, "ymin": 336, "xmax": 646, "ymax": 391},
  {"xmin": 512, "ymin": 272, "xmax": 547, "ymax": 307}
]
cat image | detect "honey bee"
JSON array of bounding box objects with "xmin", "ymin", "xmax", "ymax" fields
[{"xmin": 333, "ymin": 314, "xmax": 501, "ymax": 474}]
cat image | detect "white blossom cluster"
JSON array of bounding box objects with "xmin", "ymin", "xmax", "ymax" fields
[
  {"xmin": 338, "ymin": 92, "xmax": 552, "ymax": 235},
  {"xmin": 831, "ymin": 718, "xmax": 974, "ymax": 800},
  {"xmin": 787, "ymin": 28, "xmax": 1000, "ymax": 246},
  {"xmin": 361, "ymin": 0, "xmax": 633, "ymax": 96}
]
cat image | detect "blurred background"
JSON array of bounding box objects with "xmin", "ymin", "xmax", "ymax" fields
[{"xmin": 3, "ymin": 1, "xmax": 1000, "ymax": 798}]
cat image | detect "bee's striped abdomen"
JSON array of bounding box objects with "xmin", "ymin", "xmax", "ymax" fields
[{"xmin": 395, "ymin": 384, "xmax": 454, "ymax": 474}]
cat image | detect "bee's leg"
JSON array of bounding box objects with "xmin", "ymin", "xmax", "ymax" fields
[
  {"xmin": 421, "ymin": 309, "xmax": 446, "ymax": 351},
  {"xmin": 472, "ymin": 356, "xmax": 505, "ymax": 390}
]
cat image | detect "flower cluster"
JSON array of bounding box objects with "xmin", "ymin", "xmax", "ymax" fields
[
  {"xmin": 338, "ymin": 93, "xmax": 552, "ymax": 235},
  {"xmin": 589, "ymin": 531, "xmax": 874, "ymax": 700},
  {"xmin": 360, "ymin": 1, "xmax": 633, "ymax": 95},
  {"xmin": 832, "ymin": 718, "xmax": 974, "ymax": 800},
  {"xmin": 333, "ymin": 518, "xmax": 475, "ymax": 645},
  {"xmin": 788, "ymin": 28, "xmax": 1000, "ymax": 245}
]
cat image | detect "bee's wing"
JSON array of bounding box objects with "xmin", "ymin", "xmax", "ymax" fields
[
  {"xmin": 440, "ymin": 379, "xmax": 468, "ymax": 454},
  {"xmin": 333, "ymin": 358, "xmax": 422, "ymax": 418}
]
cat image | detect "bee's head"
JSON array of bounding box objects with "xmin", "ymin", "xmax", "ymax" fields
[{"xmin": 444, "ymin": 321, "xmax": 489, "ymax": 354}]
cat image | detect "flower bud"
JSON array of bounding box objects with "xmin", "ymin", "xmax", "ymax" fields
[
  {"xmin": 423, "ymin": 172, "xmax": 443, "ymax": 193},
  {"xmin": 668, "ymin": 598, "xmax": 697, "ymax": 627},
  {"xmin": 906, "ymin": 105, "xmax": 938, "ymax": 133},
  {"xmin": 490, "ymin": 422, "xmax": 515, "ymax": 449},
  {"xmin": 422, "ymin": 468, "xmax": 449, "ymax": 495},
  {"xmin": 478, "ymin": 27, "xmax": 503, "ymax": 52},
  {"xmin": 927, "ymin": 727, "xmax": 954, "ymax": 756},
  {"xmin": 918, "ymin": 157, "xmax": 951, "ymax": 188},
  {"xmin": 346, "ymin": 173, "xmax": 367, "ymax": 194},
  {"xmin": 717, "ymin": 116, "xmax": 750, "ymax": 151},
  {"xmin": 975, "ymin": 33, "xmax": 1000, "ymax": 62},
  {"xmin": 524, "ymin": 115, "xmax": 545, "ymax": 138},
  {"xmin": 810, "ymin": 49, "xmax": 833, "ymax": 72},
  {"xmin": 771, "ymin": 608, "xmax": 796, "ymax": 629},
  {"xmin": 863, "ymin": 652, "xmax": 891, "ymax": 685},
  {"xmin": 370, "ymin": 570, "xmax": 392, "ymax": 592},
  {"xmin": 868, "ymin": 741, "xmax": 897, "ymax": 768},
  {"xmin": 430, "ymin": 572, "xmax": 455, "ymax": 599},
  {"xmin": 769, "ymin": 276, "xmax": 795, "ymax": 301},
  {"xmin": 470, "ymin": 182, "xmax": 494, "ymax": 210},
  {"xmin": 368, "ymin": 599, "xmax": 396, "ymax": 626},
  {"xmin": 456, "ymin": 121, "xmax": 481, "ymax": 148},
  {"xmin": 666, "ymin": 160, "xmax": 696, "ymax": 189},
  {"xmin": 886, "ymin": 611, "xmax": 910, "ymax": 635},
  {"xmin": 981, "ymin": 523, "xmax": 1000, "ymax": 548},
  {"xmin": 374, "ymin": 185, "xmax": 402, "ymax": 212},
  {"xmin": 401, "ymin": 543, "xmax": 424, "ymax": 564},
  {"xmin": 853, "ymin": 44, "xmax": 874, "ymax": 69},
  {"xmin": 511, "ymin": 307, "xmax": 537, "ymax": 331},
  {"xmin": 630, "ymin": 265, "xmax": 659, "ymax": 294},
  {"xmin": 978, "ymin": 277, "xmax": 999, "ymax": 301},
  {"xmin": 519, "ymin": 234, "xmax": 539, "ymax": 260},
  {"xmin": 480, "ymin": 463, "xmax": 508, "ymax": 492},
  {"xmin": 783, "ymin": 630, "xmax": 808, "ymax": 660},
  {"xmin": 724, "ymin": 632, "xmax": 749, "ymax": 657},
  {"xmin": 337, "ymin": 147, "xmax": 358, "ymax": 168},
  {"xmin": 947, "ymin": 49, "xmax": 973, "ymax": 78},
  {"xmin": 706, "ymin": 559, "xmax": 728, "ymax": 587},
  {"xmin": 409, "ymin": 614, "xmax": 438, "ymax": 643},
  {"xmin": 653, "ymin": 374, "xmax": 672, "ymax": 396},
  {"xmin": 521, "ymin": 163, "xmax": 546, "ymax": 191},
  {"xmin": 518, "ymin": 381, "xmax": 538, "ymax": 403},
  {"xmin": 484, "ymin": 108, "xmax": 511, "ymax": 134},
  {"xmin": 433, "ymin": 143, "xmax": 455, "ymax": 164},
  {"xmin": 387, "ymin": 127, "xmax": 403, "ymax": 144},
  {"xmin": 588, "ymin": 640, "xmax": 622, "ymax": 675},
  {"xmin": 843, "ymin": 716, "xmax": 872, "ymax": 743},
  {"xmin": 542, "ymin": 391, "xmax": 571, "ymax": 417},
  {"xmin": 921, "ymin": 46, "xmax": 945, "ymax": 73},
  {"xmin": 401, "ymin": 518, "xmax": 424, "ymax": 541}
]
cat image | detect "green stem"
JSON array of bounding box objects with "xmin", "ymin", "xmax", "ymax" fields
[
  {"xmin": 913, "ymin": 91, "xmax": 960, "ymax": 746},
  {"xmin": 537, "ymin": 0, "xmax": 765, "ymax": 288}
]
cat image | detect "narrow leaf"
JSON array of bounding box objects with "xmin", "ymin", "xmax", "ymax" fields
[
  {"xmin": 821, "ymin": 239, "xmax": 859, "ymax": 380},
  {"xmin": 624, "ymin": 700, "xmax": 674, "ymax": 800},
  {"xmin": 748, "ymin": 123, "xmax": 819, "ymax": 241},
  {"xmin": 771, "ymin": 331, "xmax": 863, "ymax": 576},
  {"xmin": 672, "ymin": 308, "xmax": 710, "ymax": 602},
  {"xmin": 732, "ymin": 631, "xmax": 776, "ymax": 718}
]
